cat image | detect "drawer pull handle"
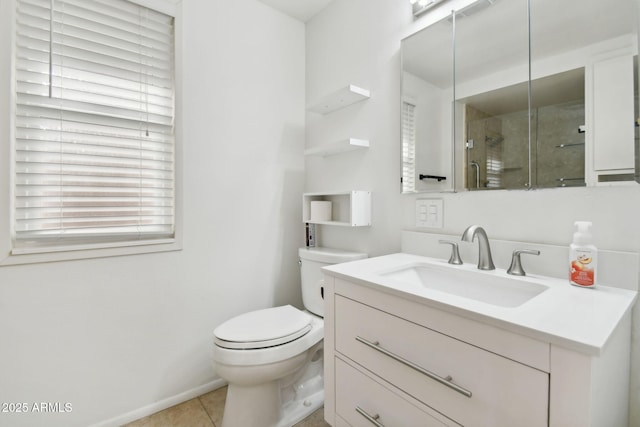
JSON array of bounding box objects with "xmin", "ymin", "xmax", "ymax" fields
[
  {"xmin": 356, "ymin": 406, "xmax": 385, "ymax": 427},
  {"xmin": 356, "ymin": 336, "xmax": 473, "ymax": 398}
]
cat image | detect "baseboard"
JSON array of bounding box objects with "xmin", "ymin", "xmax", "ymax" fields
[{"xmin": 89, "ymin": 378, "xmax": 227, "ymax": 427}]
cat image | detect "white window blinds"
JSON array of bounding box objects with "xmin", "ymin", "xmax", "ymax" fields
[
  {"xmin": 14, "ymin": 0, "xmax": 175, "ymax": 251},
  {"xmin": 402, "ymin": 101, "xmax": 416, "ymax": 193}
]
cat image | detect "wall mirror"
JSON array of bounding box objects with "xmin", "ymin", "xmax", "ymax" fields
[
  {"xmin": 401, "ymin": 0, "xmax": 639, "ymax": 193},
  {"xmin": 401, "ymin": 17, "xmax": 454, "ymax": 193}
]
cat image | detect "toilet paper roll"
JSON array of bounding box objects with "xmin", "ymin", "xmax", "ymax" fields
[{"xmin": 310, "ymin": 201, "xmax": 332, "ymax": 222}]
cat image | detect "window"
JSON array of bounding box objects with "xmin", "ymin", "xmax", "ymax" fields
[
  {"xmin": 13, "ymin": 0, "xmax": 176, "ymax": 256},
  {"xmin": 402, "ymin": 101, "xmax": 416, "ymax": 193}
]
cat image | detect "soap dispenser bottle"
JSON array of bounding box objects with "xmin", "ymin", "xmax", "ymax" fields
[{"xmin": 569, "ymin": 221, "xmax": 597, "ymax": 288}]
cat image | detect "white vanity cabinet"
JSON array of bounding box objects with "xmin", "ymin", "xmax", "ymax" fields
[
  {"xmin": 334, "ymin": 295, "xmax": 548, "ymax": 426},
  {"xmin": 323, "ymin": 272, "xmax": 634, "ymax": 427},
  {"xmin": 334, "ymin": 358, "xmax": 455, "ymax": 426}
]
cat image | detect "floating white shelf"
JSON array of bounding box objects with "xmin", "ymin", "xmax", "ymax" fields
[
  {"xmin": 304, "ymin": 138, "xmax": 370, "ymax": 157},
  {"xmin": 307, "ymin": 84, "xmax": 370, "ymax": 114},
  {"xmin": 302, "ymin": 191, "xmax": 372, "ymax": 227}
]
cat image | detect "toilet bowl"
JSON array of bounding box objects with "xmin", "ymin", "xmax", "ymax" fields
[
  {"xmin": 212, "ymin": 247, "xmax": 366, "ymax": 427},
  {"xmin": 213, "ymin": 306, "xmax": 324, "ymax": 427}
]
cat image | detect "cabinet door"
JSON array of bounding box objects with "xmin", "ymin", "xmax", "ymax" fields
[
  {"xmin": 335, "ymin": 296, "xmax": 549, "ymax": 427},
  {"xmin": 335, "ymin": 358, "xmax": 459, "ymax": 427},
  {"xmin": 592, "ymin": 54, "xmax": 635, "ymax": 172}
]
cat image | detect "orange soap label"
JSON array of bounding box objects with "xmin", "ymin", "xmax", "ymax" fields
[{"xmin": 570, "ymin": 259, "xmax": 594, "ymax": 287}]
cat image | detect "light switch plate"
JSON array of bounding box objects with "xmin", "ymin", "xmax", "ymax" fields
[{"xmin": 415, "ymin": 199, "xmax": 443, "ymax": 228}]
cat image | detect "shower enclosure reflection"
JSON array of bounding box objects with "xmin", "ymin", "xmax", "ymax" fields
[{"xmin": 462, "ymin": 70, "xmax": 586, "ymax": 190}]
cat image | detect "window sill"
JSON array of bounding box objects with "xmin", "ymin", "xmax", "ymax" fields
[{"xmin": 0, "ymin": 238, "xmax": 182, "ymax": 266}]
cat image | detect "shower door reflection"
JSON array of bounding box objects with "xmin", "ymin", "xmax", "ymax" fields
[
  {"xmin": 462, "ymin": 69, "xmax": 586, "ymax": 190},
  {"xmin": 465, "ymin": 108, "xmax": 529, "ymax": 190}
]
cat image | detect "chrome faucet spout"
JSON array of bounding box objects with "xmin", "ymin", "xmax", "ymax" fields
[{"xmin": 461, "ymin": 225, "xmax": 495, "ymax": 270}]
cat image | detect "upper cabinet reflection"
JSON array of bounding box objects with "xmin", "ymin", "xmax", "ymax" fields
[{"xmin": 401, "ymin": 0, "xmax": 639, "ymax": 193}]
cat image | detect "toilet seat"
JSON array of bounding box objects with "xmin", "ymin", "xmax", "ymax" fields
[{"xmin": 214, "ymin": 305, "xmax": 312, "ymax": 350}]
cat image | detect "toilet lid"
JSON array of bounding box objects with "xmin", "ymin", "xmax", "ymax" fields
[{"xmin": 214, "ymin": 305, "xmax": 312, "ymax": 350}]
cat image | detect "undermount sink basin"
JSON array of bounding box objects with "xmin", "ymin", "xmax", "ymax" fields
[{"xmin": 378, "ymin": 262, "xmax": 549, "ymax": 308}]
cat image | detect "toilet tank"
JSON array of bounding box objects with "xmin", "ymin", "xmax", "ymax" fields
[{"xmin": 299, "ymin": 247, "xmax": 367, "ymax": 317}]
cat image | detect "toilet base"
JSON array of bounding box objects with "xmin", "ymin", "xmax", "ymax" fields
[
  {"xmin": 221, "ymin": 384, "xmax": 324, "ymax": 427},
  {"xmin": 277, "ymin": 388, "xmax": 324, "ymax": 427},
  {"xmin": 278, "ymin": 345, "xmax": 324, "ymax": 427},
  {"xmin": 220, "ymin": 342, "xmax": 324, "ymax": 427},
  {"xmin": 222, "ymin": 382, "xmax": 281, "ymax": 427}
]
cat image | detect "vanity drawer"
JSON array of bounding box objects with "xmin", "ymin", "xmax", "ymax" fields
[
  {"xmin": 335, "ymin": 357, "xmax": 458, "ymax": 427},
  {"xmin": 335, "ymin": 296, "xmax": 549, "ymax": 427}
]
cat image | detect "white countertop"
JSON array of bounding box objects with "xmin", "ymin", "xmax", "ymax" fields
[{"xmin": 322, "ymin": 252, "xmax": 638, "ymax": 356}]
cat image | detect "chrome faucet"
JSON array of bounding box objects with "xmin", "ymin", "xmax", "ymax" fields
[{"xmin": 461, "ymin": 225, "xmax": 495, "ymax": 270}]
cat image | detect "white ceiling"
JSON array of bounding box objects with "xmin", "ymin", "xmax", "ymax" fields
[{"xmin": 257, "ymin": 0, "xmax": 334, "ymax": 22}]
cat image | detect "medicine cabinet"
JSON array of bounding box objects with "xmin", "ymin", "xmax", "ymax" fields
[{"xmin": 400, "ymin": 0, "xmax": 639, "ymax": 193}]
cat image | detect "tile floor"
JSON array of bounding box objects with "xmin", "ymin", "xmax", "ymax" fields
[{"xmin": 122, "ymin": 386, "xmax": 330, "ymax": 427}]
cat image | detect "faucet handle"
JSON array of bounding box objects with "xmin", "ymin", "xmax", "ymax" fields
[
  {"xmin": 507, "ymin": 249, "xmax": 540, "ymax": 276},
  {"xmin": 439, "ymin": 240, "xmax": 463, "ymax": 265}
]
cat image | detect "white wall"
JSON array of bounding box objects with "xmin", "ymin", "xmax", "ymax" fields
[
  {"xmin": 305, "ymin": 0, "xmax": 640, "ymax": 425},
  {"xmin": 0, "ymin": 1, "xmax": 305, "ymax": 426}
]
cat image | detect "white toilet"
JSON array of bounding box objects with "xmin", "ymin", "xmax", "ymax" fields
[{"xmin": 212, "ymin": 247, "xmax": 367, "ymax": 427}]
